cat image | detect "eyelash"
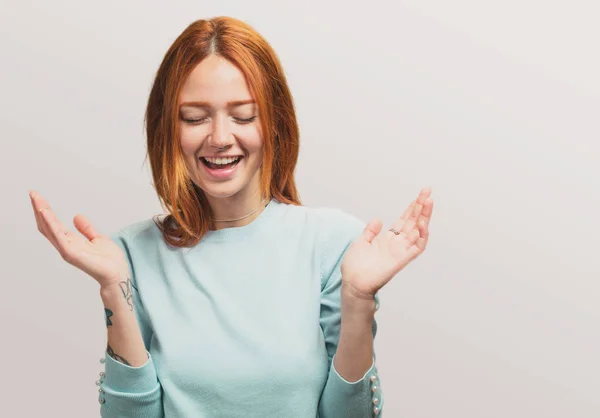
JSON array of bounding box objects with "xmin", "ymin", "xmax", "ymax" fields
[{"xmin": 182, "ymin": 116, "xmax": 257, "ymax": 125}]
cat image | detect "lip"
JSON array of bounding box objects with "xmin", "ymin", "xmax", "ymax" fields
[
  {"xmin": 201, "ymin": 155, "xmax": 243, "ymax": 159},
  {"xmin": 200, "ymin": 156, "xmax": 243, "ymax": 180}
]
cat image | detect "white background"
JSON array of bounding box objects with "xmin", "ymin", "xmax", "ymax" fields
[{"xmin": 1, "ymin": 0, "xmax": 599, "ymax": 416}]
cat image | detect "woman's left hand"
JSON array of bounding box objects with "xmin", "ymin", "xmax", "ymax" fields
[{"xmin": 341, "ymin": 187, "xmax": 434, "ymax": 300}]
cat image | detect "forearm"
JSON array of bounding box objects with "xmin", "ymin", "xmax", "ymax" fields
[
  {"xmin": 333, "ymin": 283, "xmax": 377, "ymax": 382},
  {"xmin": 100, "ymin": 277, "xmax": 148, "ymax": 367},
  {"xmin": 99, "ymin": 277, "xmax": 162, "ymax": 417}
]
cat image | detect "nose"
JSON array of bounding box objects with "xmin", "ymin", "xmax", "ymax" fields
[{"xmin": 208, "ymin": 114, "xmax": 234, "ymax": 150}]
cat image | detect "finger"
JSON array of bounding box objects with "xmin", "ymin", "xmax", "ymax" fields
[
  {"xmin": 419, "ymin": 186, "xmax": 432, "ymax": 199},
  {"xmin": 411, "ymin": 188, "xmax": 432, "ymax": 218},
  {"xmin": 73, "ymin": 214, "xmax": 101, "ymax": 242},
  {"xmin": 34, "ymin": 193, "xmax": 76, "ymax": 240},
  {"xmin": 29, "ymin": 191, "xmax": 44, "ymax": 234},
  {"xmin": 406, "ymin": 243, "xmax": 423, "ymax": 261},
  {"xmin": 361, "ymin": 219, "xmax": 383, "ymax": 244},
  {"xmin": 30, "ymin": 190, "xmax": 44, "ymax": 230},
  {"xmin": 40, "ymin": 207, "xmax": 67, "ymax": 246},
  {"xmin": 402, "ymin": 188, "xmax": 432, "ymax": 233},
  {"xmin": 420, "ymin": 197, "xmax": 434, "ymax": 219},
  {"xmin": 32, "ymin": 191, "xmax": 53, "ymax": 212},
  {"xmin": 415, "ymin": 219, "xmax": 429, "ymax": 250},
  {"xmin": 390, "ymin": 187, "xmax": 432, "ymax": 234},
  {"xmin": 407, "ymin": 227, "xmax": 420, "ymax": 244},
  {"xmin": 415, "ymin": 198, "xmax": 434, "ymax": 237},
  {"xmin": 30, "ymin": 191, "xmax": 58, "ymax": 247},
  {"xmin": 400, "ymin": 200, "xmax": 415, "ymax": 222},
  {"xmin": 388, "ymin": 201, "xmax": 413, "ymax": 237},
  {"xmin": 415, "ymin": 199, "xmax": 434, "ymax": 251},
  {"xmin": 40, "ymin": 207, "xmax": 79, "ymax": 262}
]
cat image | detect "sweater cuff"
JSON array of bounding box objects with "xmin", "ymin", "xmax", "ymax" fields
[
  {"xmin": 324, "ymin": 355, "xmax": 383, "ymax": 416},
  {"xmin": 330, "ymin": 354, "xmax": 376, "ymax": 384},
  {"xmin": 103, "ymin": 350, "xmax": 158, "ymax": 393}
]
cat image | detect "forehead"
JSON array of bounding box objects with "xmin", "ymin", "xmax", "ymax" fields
[{"xmin": 179, "ymin": 55, "xmax": 253, "ymax": 105}]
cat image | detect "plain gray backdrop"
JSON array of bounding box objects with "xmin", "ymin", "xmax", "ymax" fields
[{"xmin": 1, "ymin": 0, "xmax": 599, "ymax": 416}]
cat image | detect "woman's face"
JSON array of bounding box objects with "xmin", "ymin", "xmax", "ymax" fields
[{"xmin": 178, "ymin": 54, "xmax": 264, "ymax": 200}]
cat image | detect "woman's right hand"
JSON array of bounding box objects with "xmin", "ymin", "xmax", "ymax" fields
[{"xmin": 29, "ymin": 190, "xmax": 130, "ymax": 289}]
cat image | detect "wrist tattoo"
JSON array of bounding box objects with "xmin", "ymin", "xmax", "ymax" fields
[
  {"xmin": 107, "ymin": 344, "xmax": 131, "ymax": 366},
  {"xmin": 119, "ymin": 277, "xmax": 134, "ymax": 311},
  {"xmin": 104, "ymin": 308, "xmax": 113, "ymax": 326}
]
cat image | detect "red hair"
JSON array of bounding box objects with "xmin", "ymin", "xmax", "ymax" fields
[{"xmin": 144, "ymin": 16, "xmax": 301, "ymax": 248}]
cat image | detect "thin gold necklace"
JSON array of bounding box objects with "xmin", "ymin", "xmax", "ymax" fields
[{"xmin": 211, "ymin": 198, "xmax": 270, "ymax": 222}]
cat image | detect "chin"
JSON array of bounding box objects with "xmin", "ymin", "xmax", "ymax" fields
[
  {"xmin": 191, "ymin": 158, "xmax": 263, "ymax": 200},
  {"xmin": 202, "ymin": 187, "xmax": 244, "ymax": 199},
  {"xmin": 194, "ymin": 178, "xmax": 239, "ymax": 195}
]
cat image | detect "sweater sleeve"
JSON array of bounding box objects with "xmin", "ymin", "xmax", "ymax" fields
[
  {"xmin": 96, "ymin": 230, "xmax": 163, "ymax": 418},
  {"xmin": 318, "ymin": 209, "xmax": 384, "ymax": 418}
]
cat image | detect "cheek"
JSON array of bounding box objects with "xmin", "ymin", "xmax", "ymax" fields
[
  {"xmin": 247, "ymin": 137, "xmax": 264, "ymax": 153},
  {"xmin": 179, "ymin": 128, "xmax": 201, "ymax": 156},
  {"xmin": 243, "ymin": 126, "xmax": 264, "ymax": 152}
]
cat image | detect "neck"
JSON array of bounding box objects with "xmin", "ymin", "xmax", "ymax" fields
[{"xmin": 206, "ymin": 192, "xmax": 269, "ymax": 231}]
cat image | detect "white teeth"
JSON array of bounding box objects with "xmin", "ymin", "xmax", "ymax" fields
[{"xmin": 203, "ymin": 156, "xmax": 241, "ymax": 165}]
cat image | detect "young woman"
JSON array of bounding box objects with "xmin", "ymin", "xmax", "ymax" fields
[{"xmin": 29, "ymin": 16, "xmax": 433, "ymax": 418}]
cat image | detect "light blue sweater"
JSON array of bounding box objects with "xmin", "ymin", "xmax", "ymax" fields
[{"xmin": 99, "ymin": 198, "xmax": 384, "ymax": 417}]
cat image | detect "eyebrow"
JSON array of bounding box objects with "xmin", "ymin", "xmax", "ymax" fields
[{"xmin": 179, "ymin": 100, "xmax": 256, "ymax": 109}]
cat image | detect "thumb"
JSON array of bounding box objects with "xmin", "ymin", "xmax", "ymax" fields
[
  {"xmin": 361, "ymin": 218, "xmax": 383, "ymax": 244},
  {"xmin": 73, "ymin": 214, "xmax": 101, "ymax": 241}
]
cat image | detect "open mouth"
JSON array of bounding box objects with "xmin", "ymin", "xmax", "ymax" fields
[{"xmin": 200, "ymin": 156, "xmax": 243, "ymax": 170}]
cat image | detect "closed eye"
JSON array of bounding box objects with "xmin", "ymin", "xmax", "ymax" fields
[
  {"xmin": 181, "ymin": 117, "xmax": 208, "ymax": 124},
  {"xmin": 181, "ymin": 116, "xmax": 257, "ymax": 125},
  {"xmin": 234, "ymin": 116, "xmax": 257, "ymax": 124}
]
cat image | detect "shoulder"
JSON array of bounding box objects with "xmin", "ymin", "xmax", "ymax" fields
[
  {"xmin": 305, "ymin": 204, "xmax": 366, "ymax": 247},
  {"xmin": 109, "ymin": 217, "xmax": 163, "ymax": 252},
  {"xmin": 277, "ymin": 201, "xmax": 365, "ymax": 254},
  {"xmin": 283, "ymin": 201, "xmax": 365, "ymax": 234},
  {"xmin": 285, "ymin": 203, "xmax": 365, "ymax": 284},
  {"xmin": 108, "ymin": 217, "xmax": 164, "ymax": 288}
]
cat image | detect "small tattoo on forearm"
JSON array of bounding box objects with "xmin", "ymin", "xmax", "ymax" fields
[
  {"xmin": 119, "ymin": 277, "xmax": 133, "ymax": 311},
  {"xmin": 107, "ymin": 344, "xmax": 130, "ymax": 366},
  {"xmin": 104, "ymin": 308, "xmax": 113, "ymax": 326}
]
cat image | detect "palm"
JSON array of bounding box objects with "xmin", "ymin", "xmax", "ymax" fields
[
  {"xmin": 29, "ymin": 191, "xmax": 129, "ymax": 287},
  {"xmin": 63, "ymin": 234, "xmax": 128, "ymax": 285},
  {"xmin": 341, "ymin": 188, "xmax": 434, "ymax": 298}
]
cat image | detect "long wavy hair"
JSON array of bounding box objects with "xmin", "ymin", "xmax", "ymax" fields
[{"xmin": 144, "ymin": 16, "xmax": 301, "ymax": 248}]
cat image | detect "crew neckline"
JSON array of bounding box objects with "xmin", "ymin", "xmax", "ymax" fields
[{"xmin": 200, "ymin": 197, "xmax": 280, "ymax": 243}]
